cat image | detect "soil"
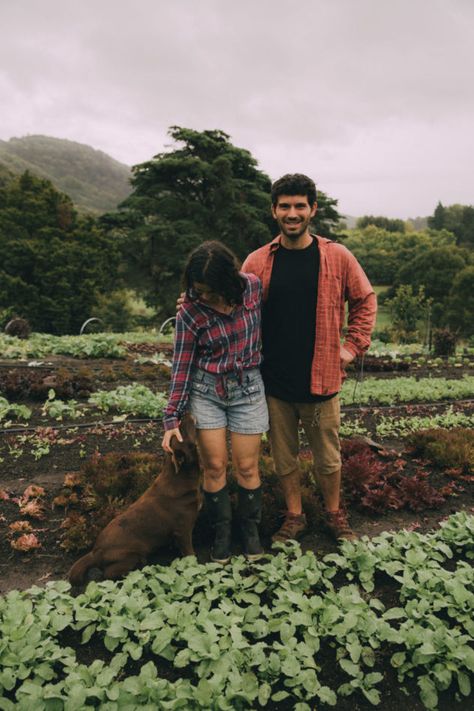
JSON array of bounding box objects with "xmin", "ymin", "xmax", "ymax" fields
[
  {"xmin": 1, "ymin": 352, "xmax": 473, "ymax": 710},
  {"xmin": 1, "ymin": 354, "xmax": 473, "ymax": 593}
]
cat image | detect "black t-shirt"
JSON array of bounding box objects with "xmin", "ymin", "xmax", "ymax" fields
[{"xmin": 261, "ymin": 239, "xmax": 335, "ymax": 403}]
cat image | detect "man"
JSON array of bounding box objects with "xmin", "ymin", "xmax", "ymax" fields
[{"xmin": 242, "ymin": 173, "xmax": 376, "ymax": 542}]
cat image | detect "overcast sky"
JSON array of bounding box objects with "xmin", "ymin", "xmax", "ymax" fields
[{"xmin": 1, "ymin": 0, "xmax": 473, "ymax": 218}]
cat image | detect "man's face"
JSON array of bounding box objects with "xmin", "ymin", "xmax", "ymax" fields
[{"xmin": 272, "ymin": 194, "xmax": 317, "ymax": 240}]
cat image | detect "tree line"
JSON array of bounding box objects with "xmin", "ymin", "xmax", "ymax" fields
[{"xmin": 0, "ymin": 126, "xmax": 472, "ymax": 339}]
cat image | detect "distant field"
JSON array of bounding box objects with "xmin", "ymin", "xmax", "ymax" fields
[{"xmin": 374, "ymin": 285, "xmax": 391, "ymax": 330}]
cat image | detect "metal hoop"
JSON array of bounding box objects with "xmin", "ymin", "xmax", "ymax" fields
[
  {"xmin": 159, "ymin": 317, "xmax": 176, "ymax": 335},
  {"xmin": 79, "ymin": 317, "xmax": 104, "ymax": 335}
]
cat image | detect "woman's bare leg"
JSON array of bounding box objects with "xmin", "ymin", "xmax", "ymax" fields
[
  {"xmin": 231, "ymin": 432, "xmax": 262, "ymax": 489},
  {"xmin": 197, "ymin": 427, "xmax": 228, "ymax": 492}
]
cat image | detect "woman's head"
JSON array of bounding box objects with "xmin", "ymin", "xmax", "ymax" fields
[{"xmin": 183, "ymin": 241, "xmax": 245, "ymax": 306}]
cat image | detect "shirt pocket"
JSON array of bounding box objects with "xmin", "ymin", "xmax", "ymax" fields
[{"xmin": 242, "ymin": 374, "xmax": 263, "ymax": 400}]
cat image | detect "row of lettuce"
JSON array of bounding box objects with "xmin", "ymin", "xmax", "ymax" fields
[
  {"xmin": 0, "ymin": 512, "xmax": 472, "ymax": 710},
  {"xmin": 1, "ymin": 332, "xmax": 473, "ymax": 361},
  {"xmin": 2, "ymin": 375, "xmax": 474, "ymax": 421}
]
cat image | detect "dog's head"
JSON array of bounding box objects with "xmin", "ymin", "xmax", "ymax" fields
[{"xmin": 170, "ymin": 413, "xmax": 200, "ymax": 477}]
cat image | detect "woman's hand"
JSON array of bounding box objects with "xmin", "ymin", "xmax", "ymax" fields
[
  {"xmin": 162, "ymin": 427, "xmax": 183, "ymax": 453},
  {"xmin": 176, "ymin": 292, "xmax": 186, "ymax": 313}
]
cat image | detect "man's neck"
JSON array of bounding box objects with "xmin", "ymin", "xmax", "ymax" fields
[{"xmin": 280, "ymin": 232, "xmax": 313, "ymax": 250}]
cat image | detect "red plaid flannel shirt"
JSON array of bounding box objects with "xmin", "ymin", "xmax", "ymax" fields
[
  {"xmin": 242, "ymin": 235, "xmax": 377, "ymax": 396},
  {"xmin": 163, "ymin": 273, "xmax": 262, "ymax": 430}
]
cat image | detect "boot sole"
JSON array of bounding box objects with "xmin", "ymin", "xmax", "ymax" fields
[
  {"xmin": 210, "ymin": 554, "xmax": 231, "ymax": 565},
  {"xmin": 271, "ymin": 529, "xmax": 307, "ymax": 544},
  {"xmin": 244, "ymin": 551, "xmax": 265, "ymax": 562}
]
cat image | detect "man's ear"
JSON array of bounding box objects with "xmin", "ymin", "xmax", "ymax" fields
[{"xmin": 311, "ymin": 201, "xmax": 317, "ymax": 218}]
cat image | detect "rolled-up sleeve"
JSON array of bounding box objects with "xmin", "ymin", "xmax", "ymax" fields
[
  {"xmin": 344, "ymin": 252, "xmax": 377, "ymax": 356},
  {"xmin": 163, "ymin": 310, "xmax": 198, "ymax": 431}
]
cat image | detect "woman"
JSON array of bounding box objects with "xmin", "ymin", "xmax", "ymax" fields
[{"xmin": 162, "ymin": 241, "xmax": 268, "ymax": 563}]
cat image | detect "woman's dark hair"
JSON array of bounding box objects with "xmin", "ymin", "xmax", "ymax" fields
[
  {"xmin": 271, "ymin": 173, "xmax": 317, "ymax": 207},
  {"xmin": 183, "ymin": 241, "xmax": 245, "ymax": 306}
]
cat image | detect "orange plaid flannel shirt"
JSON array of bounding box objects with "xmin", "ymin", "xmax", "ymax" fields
[{"xmin": 242, "ymin": 234, "xmax": 377, "ymax": 396}]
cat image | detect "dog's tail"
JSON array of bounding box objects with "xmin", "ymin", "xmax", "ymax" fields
[{"xmin": 68, "ymin": 550, "xmax": 103, "ymax": 586}]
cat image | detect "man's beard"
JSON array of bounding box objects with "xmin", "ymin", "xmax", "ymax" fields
[{"xmin": 280, "ymin": 219, "xmax": 309, "ymax": 239}]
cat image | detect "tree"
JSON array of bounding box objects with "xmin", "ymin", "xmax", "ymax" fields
[
  {"xmin": 111, "ymin": 127, "xmax": 273, "ymax": 315},
  {"xmin": 396, "ymin": 245, "xmax": 469, "ymax": 327},
  {"xmin": 385, "ymin": 285, "xmax": 431, "ymax": 343},
  {"xmin": 397, "ymin": 246, "xmax": 468, "ymax": 303},
  {"xmin": 356, "ymin": 215, "xmax": 406, "ymax": 233},
  {"xmin": 459, "ymin": 206, "xmax": 474, "ymax": 248},
  {"xmin": 0, "ymin": 173, "xmax": 120, "ymax": 333},
  {"xmin": 111, "ymin": 126, "xmax": 343, "ymax": 315},
  {"xmin": 342, "ymin": 226, "xmax": 456, "ymax": 285},
  {"xmin": 428, "ymin": 202, "xmax": 474, "ymax": 247},
  {"xmin": 310, "ymin": 190, "xmax": 342, "ymax": 239},
  {"xmin": 427, "ymin": 201, "xmax": 445, "ymax": 230},
  {"xmin": 446, "ymin": 265, "xmax": 474, "ymax": 337}
]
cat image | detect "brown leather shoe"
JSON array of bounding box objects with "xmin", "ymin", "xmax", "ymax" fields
[
  {"xmin": 271, "ymin": 512, "xmax": 307, "ymax": 543},
  {"xmin": 324, "ymin": 509, "xmax": 357, "ymax": 541}
]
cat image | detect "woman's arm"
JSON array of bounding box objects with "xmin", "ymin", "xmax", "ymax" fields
[{"xmin": 162, "ymin": 310, "xmax": 198, "ymax": 432}]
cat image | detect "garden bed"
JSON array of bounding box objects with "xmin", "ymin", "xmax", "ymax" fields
[{"xmin": 1, "ymin": 341, "xmax": 473, "ymax": 709}]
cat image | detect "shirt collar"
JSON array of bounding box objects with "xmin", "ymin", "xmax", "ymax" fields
[{"xmin": 270, "ymin": 233, "xmax": 322, "ymax": 253}]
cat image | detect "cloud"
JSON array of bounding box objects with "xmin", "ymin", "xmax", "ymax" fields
[{"xmin": 1, "ymin": 0, "xmax": 473, "ymax": 216}]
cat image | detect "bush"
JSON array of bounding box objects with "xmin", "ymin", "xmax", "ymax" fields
[
  {"xmin": 58, "ymin": 452, "xmax": 161, "ymax": 550},
  {"xmin": 371, "ymin": 328, "xmax": 392, "ymax": 343},
  {"xmin": 4, "ymin": 317, "xmax": 31, "ymax": 339},
  {"xmin": 407, "ymin": 427, "xmax": 473, "ymax": 474},
  {"xmin": 91, "ymin": 289, "xmax": 157, "ymax": 333},
  {"xmin": 432, "ymin": 327, "xmax": 457, "ymax": 356}
]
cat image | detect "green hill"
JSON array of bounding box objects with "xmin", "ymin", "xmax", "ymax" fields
[{"xmin": 0, "ymin": 135, "xmax": 132, "ymax": 213}]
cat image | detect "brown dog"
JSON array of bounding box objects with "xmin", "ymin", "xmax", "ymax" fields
[{"xmin": 68, "ymin": 414, "xmax": 201, "ymax": 584}]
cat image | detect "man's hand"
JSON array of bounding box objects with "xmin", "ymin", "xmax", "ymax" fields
[
  {"xmin": 340, "ymin": 345, "xmax": 355, "ymax": 369},
  {"xmin": 176, "ymin": 291, "xmax": 186, "ymax": 313},
  {"xmin": 162, "ymin": 427, "xmax": 183, "ymax": 453}
]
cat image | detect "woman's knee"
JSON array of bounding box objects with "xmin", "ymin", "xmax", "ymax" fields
[
  {"xmin": 234, "ymin": 459, "xmax": 259, "ymax": 485},
  {"xmin": 203, "ymin": 459, "xmax": 227, "ymax": 484}
]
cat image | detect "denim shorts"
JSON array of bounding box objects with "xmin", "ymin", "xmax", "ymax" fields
[{"xmin": 189, "ymin": 368, "xmax": 269, "ymax": 434}]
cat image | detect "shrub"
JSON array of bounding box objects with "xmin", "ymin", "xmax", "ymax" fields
[
  {"xmin": 4, "ymin": 317, "xmax": 31, "ymax": 339},
  {"xmin": 371, "ymin": 328, "xmax": 392, "ymax": 343},
  {"xmin": 340, "ymin": 439, "xmax": 456, "ymax": 513},
  {"xmin": 406, "ymin": 427, "xmax": 474, "ymax": 474},
  {"xmin": 58, "ymin": 452, "xmax": 161, "ymax": 551},
  {"xmin": 432, "ymin": 327, "xmax": 457, "ymax": 356},
  {"xmin": 82, "ymin": 451, "xmax": 160, "ymax": 500}
]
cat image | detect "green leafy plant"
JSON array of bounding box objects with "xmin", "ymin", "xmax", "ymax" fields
[
  {"xmin": 341, "ymin": 374, "xmax": 474, "ymax": 406},
  {"xmin": 88, "ymin": 384, "xmax": 168, "ymax": 418},
  {"xmin": 0, "ymin": 396, "xmax": 31, "ymax": 422},
  {"xmin": 375, "ymin": 407, "xmax": 474, "ymax": 438},
  {"xmin": 0, "ymin": 513, "xmax": 473, "ymax": 709},
  {"xmin": 41, "ymin": 390, "xmax": 82, "ymax": 421}
]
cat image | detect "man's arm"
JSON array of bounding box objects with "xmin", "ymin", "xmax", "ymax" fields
[{"xmin": 343, "ymin": 252, "xmax": 377, "ymax": 358}]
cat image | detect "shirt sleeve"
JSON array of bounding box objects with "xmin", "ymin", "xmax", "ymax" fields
[
  {"xmin": 163, "ymin": 309, "xmax": 198, "ymax": 431},
  {"xmin": 343, "ymin": 251, "xmax": 377, "ymax": 356}
]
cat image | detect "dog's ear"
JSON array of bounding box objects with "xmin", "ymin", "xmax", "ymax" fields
[
  {"xmin": 178, "ymin": 413, "xmax": 196, "ymax": 443},
  {"xmin": 171, "ymin": 447, "xmax": 186, "ymax": 474},
  {"xmin": 169, "ymin": 431, "xmax": 185, "ymax": 473}
]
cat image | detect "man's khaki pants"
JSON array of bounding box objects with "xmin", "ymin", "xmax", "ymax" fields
[{"xmin": 266, "ymin": 395, "xmax": 341, "ymax": 479}]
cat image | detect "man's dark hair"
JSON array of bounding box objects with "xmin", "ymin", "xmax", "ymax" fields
[
  {"xmin": 183, "ymin": 240, "xmax": 245, "ymax": 306},
  {"xmin": 271, "ymin": 174, "xmax": 317, "ymax": 207}
]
